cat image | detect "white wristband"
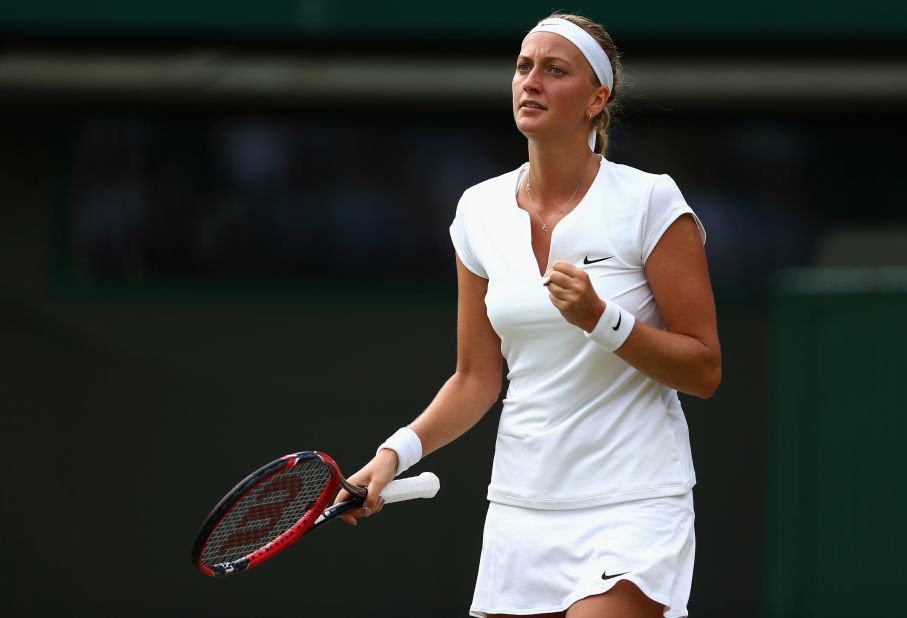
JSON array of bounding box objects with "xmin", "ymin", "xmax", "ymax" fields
[
  {"xmin": 377, "ymin": 427, "xmax": 422, "ymax": 477},
  {"xmin": 585, "ymin": 300, "xmax": 636, "ymax": 352}
]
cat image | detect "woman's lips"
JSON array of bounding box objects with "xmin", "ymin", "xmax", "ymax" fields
[{"xmin": 519, "ymin": 101, "xmax": 547, "ymax": 112}]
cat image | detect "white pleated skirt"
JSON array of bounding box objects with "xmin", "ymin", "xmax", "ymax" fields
[{"xmin": 469, "ymin": 491, "xmax": 695, "ymax": 618}]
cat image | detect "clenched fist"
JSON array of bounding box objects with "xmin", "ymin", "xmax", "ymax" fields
[{"xmin": 543, "ymin": 260, "xmax": 606, "ymax": 333}]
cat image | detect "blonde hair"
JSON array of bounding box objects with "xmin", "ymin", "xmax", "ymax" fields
[{"xmin": 547, "ymin": 12, "xmax": 622, "ymax": 155}]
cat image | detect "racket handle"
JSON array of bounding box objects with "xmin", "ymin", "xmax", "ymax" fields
[{"xmin": 379, "ymin": 472, "xmax": 440, "ymax": 504}]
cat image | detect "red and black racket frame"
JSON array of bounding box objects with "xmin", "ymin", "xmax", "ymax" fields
[{"xmin": 191, "ymin": 451, "xmax": 367, "ymax": 577}]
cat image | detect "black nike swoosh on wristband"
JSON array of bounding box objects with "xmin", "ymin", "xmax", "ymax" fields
[
  {"xmin": 583, "ymin": 255, "xmax": 614, "ymax": 264},
  {"xmin": 611, "ymin": 312, "xmax": 622, "ymax": 331},
  {"xmin": 602, "ymin": 570, "xmax": 629, "ymax": 580}
]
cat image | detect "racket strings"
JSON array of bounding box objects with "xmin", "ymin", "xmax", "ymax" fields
[{"xmin": 200, "ymin": 459, "xmax": 333, "ymax": 567}]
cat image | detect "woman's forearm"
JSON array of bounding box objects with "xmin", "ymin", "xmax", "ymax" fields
[
  {"xmin": 615, "ymin": 319, "xmax": 721, "ymax": 399},
  {"xmin": 409, "ymin": 371, "xmax": 501, "ymax": 457}
]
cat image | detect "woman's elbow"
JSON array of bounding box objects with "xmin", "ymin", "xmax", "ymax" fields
[
  {"xmin": 693, "ymin": 356, "xmax": 722, "ymax": 399},
  {"xmin": 482, "ymin": 377, "xmax": 503, "ymax": 408},
  {"xmin": 454, "ymin": 367, "xmax": 502, "ymax": 409}
]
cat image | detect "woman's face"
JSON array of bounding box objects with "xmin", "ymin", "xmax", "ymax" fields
[{"xmin": 512, "ymin": 32, "xmax": 607, "ymax": 145}]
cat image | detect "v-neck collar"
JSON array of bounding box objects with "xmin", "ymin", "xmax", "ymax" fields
[{"xmin": 512, "ymin": 156, "xmax": 606, "ymax": 278}]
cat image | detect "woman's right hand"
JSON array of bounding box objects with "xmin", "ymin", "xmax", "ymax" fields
[{"xmin": 334, "ymin": 449, "xmax": 399, "ymax": 525}]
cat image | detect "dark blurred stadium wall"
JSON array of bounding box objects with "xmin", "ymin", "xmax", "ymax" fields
[
  {"xmin": 768, "ymin": 272, "xmax": 907, "ymax": 618},
  {"xmin": 2, "ymin": 0, "xmax": 907, "ymax": 38},
  {"xmin": 2, "ymin": 2, "xmax": 906, "ymax": 617}
]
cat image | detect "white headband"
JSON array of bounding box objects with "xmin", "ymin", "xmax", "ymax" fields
[
  {"xmin": 525, "ymin": 17, "xmax": 613, "ymax": 91},
  {"xmin": 524, "ymin": 17, "xmax": 613, "ymax": 150}
]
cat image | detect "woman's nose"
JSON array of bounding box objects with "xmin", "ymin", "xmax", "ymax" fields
[{"xmin": 523, "ymin": 67, "xmax": 542, "ymax": 91}]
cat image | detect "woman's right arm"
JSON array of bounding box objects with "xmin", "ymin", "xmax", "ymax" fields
[
  {"xmin": 410, "ymin": 254, "xmax": 503, "ymax": 455},
  {"xmin": 337, "ymin": 255, "xmax": 502, "ymax": 523}
]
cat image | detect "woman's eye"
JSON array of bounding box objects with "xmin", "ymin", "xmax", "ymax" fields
[
  {"xmin": 517, "ymin": 63, "xmax": 530, "ymax": 72},
  {"xmin": 549, "ymin": 66, "xmax": 565, "ymax": 75}
]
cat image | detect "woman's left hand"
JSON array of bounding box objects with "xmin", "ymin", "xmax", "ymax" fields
[{"xmin": 544, "ymin": 260, "xmax": 606, "ymax": 333}]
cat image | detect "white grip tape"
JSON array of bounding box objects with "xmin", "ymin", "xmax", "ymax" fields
[{"xmin": 379, "ymin": 472, "xmax": 440, "ymax": 504}]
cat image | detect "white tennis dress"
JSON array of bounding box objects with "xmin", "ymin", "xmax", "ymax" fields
[{"xmin": 449, "ymin": 156, "xmax": 705, "ymax": 617}]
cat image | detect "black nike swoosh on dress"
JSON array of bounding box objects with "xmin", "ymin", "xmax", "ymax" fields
[
  {"xmin": 601, "ymin": 570, "xmax": 629, "ymax": 580},
  {"xmin": 583, "ymin": 256, "xmax": 614, "ymax": 264}
]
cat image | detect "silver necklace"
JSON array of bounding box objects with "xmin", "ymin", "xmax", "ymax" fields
[{"xmin": 524, "ymin": 155, "xmax": 593, "ymax": 232}]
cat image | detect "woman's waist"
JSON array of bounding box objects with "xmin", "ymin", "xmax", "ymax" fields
[{"xmin": 499, "ymin": 372, "xmax": 671, "ymax": 437}]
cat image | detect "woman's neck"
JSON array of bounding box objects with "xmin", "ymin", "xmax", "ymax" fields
[{"xmin": 526, "ymin": 138, "xmax": 597, "ymax": 202}]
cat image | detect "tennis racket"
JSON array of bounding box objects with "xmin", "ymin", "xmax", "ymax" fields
[{"xmin": 191, "ymin": 450, "xmax": 439, "ymax": 577}]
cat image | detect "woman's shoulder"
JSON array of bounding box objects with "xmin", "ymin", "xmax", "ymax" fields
[
  {"xmin": 459, "ymin": 164, "xmax": 526, "ymax": 204},
  {"xmin": 601, "ymin": 157, "xmax": 670, "ymax": 191}
]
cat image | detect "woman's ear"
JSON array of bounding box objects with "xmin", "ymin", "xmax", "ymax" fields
[{"xmin": 590, "ymin": 85, "xmax": 610, "ymax": 116}]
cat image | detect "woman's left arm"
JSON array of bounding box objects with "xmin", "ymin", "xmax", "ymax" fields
[
  {"xmin": 546, "ymin": 214, "xmax": 721, "ymax": 398},
  {"xmin": 617, "ymin": 213, "xmax": 721, "ymax": 398}
]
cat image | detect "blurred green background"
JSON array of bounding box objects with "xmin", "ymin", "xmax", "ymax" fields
[{"xmin": 2, "ymin": 2, "xmax": 905, "ymax": 617}]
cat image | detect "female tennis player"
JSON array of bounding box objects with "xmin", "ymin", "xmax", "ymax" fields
[{"xmin": 336, "ymin": 12, "xmax": 720, "ymax": 618}]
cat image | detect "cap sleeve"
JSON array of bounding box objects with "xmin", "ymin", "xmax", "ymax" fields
[
  {"xmin": 640, "ymin": 174, "xmax": 706, "ymax": 263},
  {"xmin": 449, "ymin": 195, "xmax": 487, "ymax": 279}
]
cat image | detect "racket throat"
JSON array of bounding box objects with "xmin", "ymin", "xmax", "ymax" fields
[{"xmin": 312, "ymin": 498, "xmax": 362, "ymax": 530}]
